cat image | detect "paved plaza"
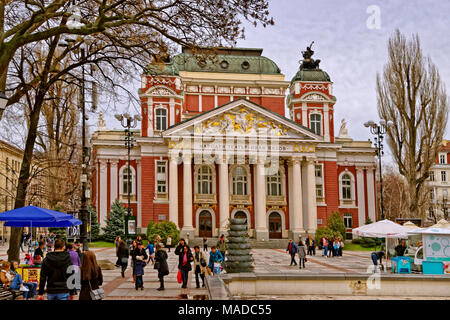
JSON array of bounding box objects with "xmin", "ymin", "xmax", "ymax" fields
[{"xmin": 1, "ymin": 245, "xmax": 448, "ymax": 300}]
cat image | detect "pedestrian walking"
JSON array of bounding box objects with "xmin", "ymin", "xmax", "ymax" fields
[
  {"xmin": 217, "ymin": 234, "xmax": 226, "ymax": 261},
  {"xmin": 117, "ymin": 240, "xmax": 129, "ymax": 278},
  {"xmin": 132, "ymin": 242, "xmax": 148, "ymax": 290},
  {"xmin": 193, "ymin": 246, "xmax": 207, "ymax": 288},
  {"xmin": 114, "ymin": 236, "xmax": 121, "ymax": 266},
  {"xmin": 305, "ymin": 236, "xmax": 311, "ymax": 255},
  {"xmin": 146, "ymin": 241, "xmax": 155, "ymax": 264},
  {"xmin": 166, "ymin": 236, "xmax": 172, "ymax": 252},
  {"xmin": 178, "ymin": 245, "xmax": 193, "ymax": 289},
  {"xmin": 203, "ymin": 237, "xmax": 208, "ymax": 252},
  {"xmin": 286, "ymin": 239, "xmax": 299, "ymax": 266},
  {"xmin": 130, "ymin": 240, "xmax": 137, "ymax": 283},
  {"xmin": 333, "ymin": 239, "xmax": 339, "ymax": 257},
  {"xmin": 322, "ymin": 237, "xmax": 328, "ymax": 257},
  {"xmin": 297, "ymin": 240, "xmax": 307, "ymax": 269},
  {"xmin": 38, "ymin": 239, "xmax": 72, "ymax": 300},
  {"xmin": 67, "ymin": 244, "xmax": 81, "ymax": 267},
  {"xmin": 154, "ymin": 244, "xmax": 169, "ymax": 291},
  {"xmin": 208, "ymin": 246, "xmax": 223, "ymax": 274},
  {"xmin": 175, "ymin": 238, "xmax": 189, "ymax": 255},
  {"xmin": 79, "ymin": 250, "xmax": 103, "ymax": 300}
]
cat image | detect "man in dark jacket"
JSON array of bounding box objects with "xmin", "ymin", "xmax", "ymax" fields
[
  {"xmin": 132, "ymin": 242, "xmax": 148, "ymax": 290},
  {"xmin": 286, "ymin": 240, "xmax": 299, "ymax": 266},
  {"xmin": 38, "ymin": 239, "xmax": 73, "ymax": 300},
  {"xmin": 175, "ymin": 238, "xmax": 189, "ymax": 256}
]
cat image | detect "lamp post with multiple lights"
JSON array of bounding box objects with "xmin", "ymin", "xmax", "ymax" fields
[
  {"xmin": 364, "ymin": 119, "xmax": 394, "ymax": 221},
  {"xmin": 115, "ymin": 113, "xmax": 141, "ymax": 241}
]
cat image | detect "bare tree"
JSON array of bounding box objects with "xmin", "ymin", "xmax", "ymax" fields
[
  {"xmin": 2, "ymin": 0, "xmax": 275, "ymax": 261},
  {"xmin": 377, "ymin": 30, "xmax": 449, "ymax": 220}
]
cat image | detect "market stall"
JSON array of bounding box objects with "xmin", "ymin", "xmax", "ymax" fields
[{"xmin": 408, "ymin": 227, "xmax": 450, "ymax": 275}]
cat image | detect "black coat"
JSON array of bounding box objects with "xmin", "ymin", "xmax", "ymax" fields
[
  {"xmin": 177, "ymin": 250, "xmax": 193, "ymax": 271},
  {"xmin": 38, "ymin": 251, "xmax": 72, "ymax": 295},
  {"xmin": 79, "ymin": 266, "xmax": 103, "ymax": 300},
  {"xmin": 155, "ymin": 250, "xmax": 169, "ymax": 276}
]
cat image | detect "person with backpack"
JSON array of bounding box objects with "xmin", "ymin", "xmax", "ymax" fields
[
  {"xmin": 286, "ymin": 239, "xmax": 299, "ymax": 266},
  {"xmin": 208, "ymin": 246, "xmax": 223, "ymax": 275},
  {"xmin": 193, "ymin": 246, "xmax": 207, "ymax": 288},
  {"xmin": 146, "ymin": 241, "xmax": 155, "ymax": 264}
]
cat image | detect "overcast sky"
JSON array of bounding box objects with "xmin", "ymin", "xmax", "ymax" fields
[{"xmin": 96, "ymin": 0, "xmax": 450, "ymax": 164}]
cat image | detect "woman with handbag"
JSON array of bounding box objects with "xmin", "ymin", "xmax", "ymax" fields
[
  {"xmin": 117, "ymin": 240, "xmax": 129, "ymax": 278},
  {"xmin": 154, "ymin": 244, "xmax": 169, "ymax": 291},
  {"xmin": 79, "ymin": 251, "xmax": 104, "ymax": 300},
  {"xmin": 193, "ymin": 246, "xmax": 207, "ymax": 288},
  {"xmin": 178, "ymin": 245, "xmax": 193, "ymax": 289}
]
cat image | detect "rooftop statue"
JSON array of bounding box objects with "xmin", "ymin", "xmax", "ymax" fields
[
  {"xmin": 300, "ymin": 41, "xmax": 321, "ymax": 70},
  {"xmin": 338, "ymin": 118, "xmax": 351, "ymax": 139}
]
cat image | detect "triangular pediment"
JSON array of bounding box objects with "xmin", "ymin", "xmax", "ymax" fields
[{"xmin": 163, "ymin": 99, "xmax": 323, "ymax": 142}]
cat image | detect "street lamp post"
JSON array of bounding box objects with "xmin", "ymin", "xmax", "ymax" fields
[
  {"xmin": 115, "ymin": 113, "xmax": 141, "ymax": 243},
  {"xmin": 364, "ymin": 119, "xmax": 394, "ymax": 221},
  {"xmin": 57, "ymin": 38, "xmax": 92, "ymax": 252}
]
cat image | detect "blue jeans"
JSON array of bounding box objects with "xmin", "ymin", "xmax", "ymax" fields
[
  {"xmin": 135, "ymin": 275, "xmax": 143, "ymax": 289},
  {"xmin": 47, "ymin": 293, "xmax": 70, "ymax": 300},
  {"xmin": 9, "ymin": 275, "xmax": 37, "ymax": 299},
  {"xmin": 323, "ymin": 246, "xmax": 328, "ymax": 256}
]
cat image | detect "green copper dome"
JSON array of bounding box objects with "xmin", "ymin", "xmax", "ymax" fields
[
  {"xmin": 143, "ymin": 47, "xmax": 281, "ymax": 76},
  {"xmin": 291, "ymin": 69, "xmax": 331, "ymax": 82}
]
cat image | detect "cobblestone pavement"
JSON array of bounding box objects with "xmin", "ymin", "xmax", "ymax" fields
[{"xmin": 0, "ymin": 245, "xmax": 438, "ymax": 300}]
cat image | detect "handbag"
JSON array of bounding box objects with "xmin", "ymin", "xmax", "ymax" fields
[
  {"xmin": 121, "ymin": 257, "xmax": 128, "ymax": 264},
  {"xmin": 88, "ymin": 280, "xmax": 105, "ymax": 301},
  {"xmin": 200, "ymin": 257, "xmax": 207, "ymax": 268},
  {"xmin": 177, "ymin": 269, "xmax": 182, "ymax": 284},
  {"xmin": 154, "ymin": 261, "xmax": 160, "ymax": 270}
]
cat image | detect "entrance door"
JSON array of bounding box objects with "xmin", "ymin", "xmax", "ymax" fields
[
  {"xmin": 268, "ymin": 212, "xmax": 282, "ymax": 239},
  {"xmin": 199, "ymin": 210, "xmax": 212, "ymax": 237}
]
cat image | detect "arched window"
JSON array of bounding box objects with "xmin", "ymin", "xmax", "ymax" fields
[
  {"xmin": 232, "ymin": 166, "xmax": 248, "ymax": 195},
  {"xmin": 341, "ymin": 174, "xmax": 352, "ymax": 200},
  {"xmin": 198, "ymin": 165, "xmax": 212, "ymax": 194},
  {"xmin": 310, "ymin": 113, "xmax": 322, "ymax": 135},
  {"xmin": 155, "ymin": 107, "xmax": 167, "ymax": 131},
  {"xmin": 266, "ymin": 170, "xmax": 282, "ymax": 196}
]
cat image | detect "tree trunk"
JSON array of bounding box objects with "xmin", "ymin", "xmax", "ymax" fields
[{"xmin": 7, "ymin": 92, "xmax": 45, "ymax": 262}]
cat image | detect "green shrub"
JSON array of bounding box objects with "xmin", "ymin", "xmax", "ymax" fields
[
  {"xmin": 360, "ymin": 237, "xmax": 376, "ymax": 248},
  {"xmin": 146, "ymin": 220, "xmax": 179, "ymax": 245},
  {"xmin": 351, "ymin": 238, "xmax": 361, "ymax": 244},
  {"xmin": 315, "ymin": 227, "xmax": 342, "ymax": 247},
  {"xmin": 326, "ymin": 211, "xmax": 347, "ymax": 240}
]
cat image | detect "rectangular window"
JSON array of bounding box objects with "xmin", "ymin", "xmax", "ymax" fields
[
  {"xmin": 442, "ymin": 171, "xmax": 447, "ymax": 182},
  {"xmin": 316, "ymin": 184, "xmax": 323, "ymax": 198},
  {"xmin": 344, "ymin": 213, "xmax": 353, "ymax": 228},
  {"xmin": 429, "ymin": 171, "xmax": 435, "ymax": 181},
  {"xmin": 315, "ymin": 165, "xmax": 322, "ymax": 178},
  {"xmin": 440, "ymin": 154, "xmax": 446, "ymax": 164},
  {"xmin": 156, "ymin": 161, "xmax": 167, "ymax": 194}
]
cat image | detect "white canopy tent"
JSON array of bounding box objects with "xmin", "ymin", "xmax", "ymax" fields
[
  {"xmin": 430, "ymin": 219, "xmax": 450, "ymax": 229},
  {"xmin": 352, "ymin": 220, "xmax": 411, "ymax": 271}
]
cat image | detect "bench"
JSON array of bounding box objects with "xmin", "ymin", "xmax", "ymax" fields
[{"xmin": 0, "ymin": 283, "xmax": 24, "ymax": 300}]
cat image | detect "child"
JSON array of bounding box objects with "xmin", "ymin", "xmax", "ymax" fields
[{"xmin": 208, "ymin": 246, "xmax": 223, "ymax": 275}]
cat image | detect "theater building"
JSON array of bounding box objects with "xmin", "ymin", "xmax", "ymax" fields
[{"xmin": 90, "ymin": 46, "xmax": 377, "ymax": 240}]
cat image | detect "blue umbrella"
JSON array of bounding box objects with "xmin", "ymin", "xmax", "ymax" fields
[
  {"xmin": 4, "ymin": 218, "xmax": 82, "ymax": 228},
  {"xmin": 0, "ymin": 206, "xmax": 74, "ymax": 222}
]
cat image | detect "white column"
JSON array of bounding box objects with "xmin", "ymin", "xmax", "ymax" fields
[
  {"xmin": 323, "ymin": 104, "xmax": 330, "ymax": 142},
  {"xmin": 356, "ymin": 167, "xmax": 366, "ymax": 226},
  {"xmin": 169, "ymin": 98, "xmax": 175, "ymax": 126},
  {"xmin": 288, "ymin": 163, "xmax": 293, "ymax": 234},
  {"xmin": 182, "ymin": 153, "xmax": 194, "ymax": 239},
  {"xmin": 255, "ymin": 158, "xmax": 268, "ymax": 240},
  {"xmin": 291, "ymin": 158, "xmax": 304, "ymax": 238},
  {"xmin": 302, "ymin": 102, "xmax": 308, "ymax": 127},
  {"xmin": 110, "ymin": 160, "xmax": 119, "ymax": 203},
  {"xmin": 99, "ymin": 160, "xmax": 108, "ymax": 229},
  {"xmin": 306, "ymin": 157, "xmax": 317, "ymax": 233},
  {"xmin": 219, "ymin": 157, "xmax": 229, "ymax": 235},
  {"xmin": 169, "ymin": 154, "xmax": 179, "ymax": 228},
  {"xmin": 137, "ymin": 160, "xmax": 142, "ymax": 229},
  {"xmin": 366, "ymin": 167, "xmax": 376, "ymax": 222}
]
